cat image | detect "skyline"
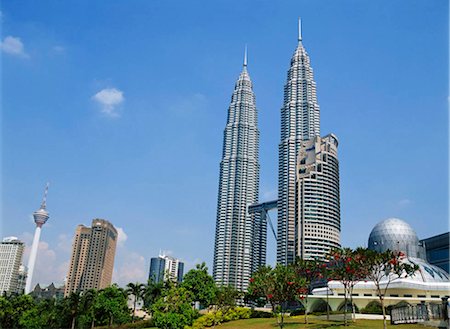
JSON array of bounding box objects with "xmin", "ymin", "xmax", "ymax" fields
[{"xmin": 2, "ymin": 1, "xmax": 448, "ymax": 288}]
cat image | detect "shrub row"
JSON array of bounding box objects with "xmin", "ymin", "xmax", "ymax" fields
[
  {"xmin": 95, "ymin": 319, "xmax": 154, "ymax": 329},
  {"xmin": 186, "ymin": 307, "xmax": 251, "ymax": 329}
]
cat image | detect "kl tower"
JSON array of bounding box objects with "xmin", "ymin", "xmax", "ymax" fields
[{"xmin": 25, "ymin": 183, "xmax": 50, "ymax": 294}]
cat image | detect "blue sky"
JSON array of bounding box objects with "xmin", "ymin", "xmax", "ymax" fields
[{"xmin": 1, "ymin": 0, "xmax": 448, "ymax": 287}]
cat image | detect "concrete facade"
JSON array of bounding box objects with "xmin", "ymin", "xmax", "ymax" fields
[{"xmin": 65, "ymin": 219, "xmax": 117, "ymax": 296}]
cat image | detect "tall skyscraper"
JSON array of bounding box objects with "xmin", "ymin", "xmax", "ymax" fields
[
  {"xmin": 278, "ymin": 20, "xmax": 340, "ymax": 264},
  {"xmin": 65, "ymin": 219, "xmax": 117, "ymax": 296},
  {"xmin": 25, "ymin": 183, "xmax": 50, "ymax": 294},
  {"xmin": 149, "ymin": 254, "xmax": 184, "ymax": 283},
  {"xmin": 296, "ymin": 134, "xmax": 340, "ymax": 259},
  {"xmin": 0, "ymin": 237, "xmax": 25, "ymax": 294},
  {"xmin": 213, "ymin": 49, "xmax": 261, "ymax": 291}
]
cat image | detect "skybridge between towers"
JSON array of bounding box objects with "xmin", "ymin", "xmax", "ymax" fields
[{"xmin": 248, "ymin": 199, "xmax": 278, "ymax": 240}]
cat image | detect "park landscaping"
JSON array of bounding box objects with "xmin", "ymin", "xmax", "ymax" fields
[{"xmin": 191, "ymin": 316, "xmax": 431, "ymax": 329}]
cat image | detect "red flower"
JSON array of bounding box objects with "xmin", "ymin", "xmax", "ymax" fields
[
  {"xmin": 267, "ymin": 294, "xmax": 273, "ymax": 299},
  {"xmin": 300, "ymin": 296, "xmax": 305, "ymax": 300},
  {"xmin": 287, "ymin": 281, "xmax": 294, "ymax": 285},
  {"xmin": 249, "ymin": 278, "xmax": 255, "ymax": 283}
]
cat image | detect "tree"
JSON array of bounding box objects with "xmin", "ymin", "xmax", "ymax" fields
[
  {"xmin": 80, "ymin": 289, "xmax": 98, "ymax": 329},
  {"xmin": 292, "ymin": 258, "xmax": 324, "ymax": 324},
  {"xmin": 95, "ymin": 285, "xmax": 131, "ymax": 328},
  {"xmin": 213, "ymin": 285, "xmax": 240, "ymax": 313},
  {"xmin": 357, "ymin": 248, "xmax": 418, "ymax": 329},
  {"xmin": 151, "ymin": 286, "xmax": 198, "ymax": 329},
  {"xmin": 210, "ymin": 285, "xmax": 241, "ymax": 328},
  {"xmin": 247, "ymin": 264, "xmax": 306, "ymax": 329},
  {"xmin": 181, "ymin": 262, "xmax": 216, "ymax": 308},
  {"xmin": 0, "ymin": 294, "xmax": 35, "ymax": 329},
  {"xmin": 66, "ymin": 292, "xmax": 81, "ymax": 329},
  {"xmin": 144, "ymin": 278, "xmax": 165, "ymax": 311},
  {"xmin": 19, "ymin": 298, "xmax": 59, "ymax": 329},
  {"xmin": 126, "ymin": 282, "xmax": 145, "ymax": 322},
  {"xmin": 327, "ymin": 248, "xmax": 369, "ymax": 326},
  {"xmin": 0, "ymin": 295, "xmax": 14, "ymax": 329}
]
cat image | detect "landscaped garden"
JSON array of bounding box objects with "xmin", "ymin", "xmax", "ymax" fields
[{"xmin": 1, "ymin": 248, "xmax": 442, "ymax": 329}]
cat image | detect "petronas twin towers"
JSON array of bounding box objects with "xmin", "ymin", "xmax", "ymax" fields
[{"xmin": 213, "ymin": 21, "xmax": 341, "ymax": 290}]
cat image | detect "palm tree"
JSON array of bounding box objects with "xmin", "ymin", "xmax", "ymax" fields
[
  {"xmin": 144, "ymin": 278, "xmax": 164, "ymax": 312},
  {"xmin": 66, "ymin": 292, "xmax": 81, "ymax": 329},
  {"xmin": 126, "ymin": 282, "xmax": 145, "ymax": 322},
  {"xmin": 81, "ymin": 289, "xmax": 98, "ymax": 329}
]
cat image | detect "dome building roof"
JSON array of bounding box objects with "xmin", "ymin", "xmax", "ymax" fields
[{"xmin": 368, "ymin": 218, "xmax": 426, "ymax": 259}]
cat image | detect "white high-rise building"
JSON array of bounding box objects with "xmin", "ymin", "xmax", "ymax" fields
[
  {"xmin": 0, "ymin": 237, "xmax": 25, "ymax": 294},
  {"xmin": 278, "ymin": 20, "xmax": 340, "ymax": 264},
  {"xmin": 296, "ymin": 134, "xmax": 340, "ymax": 259},
  {"xmin": 149, "ymin": 253, "xmax": 184, "ymax": 283},
  {"xmin": 213, "ymin": 49, "xmax": 262, "ymax": 291}
]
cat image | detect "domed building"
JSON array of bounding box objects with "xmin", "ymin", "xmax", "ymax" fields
[
  {"xmin": 368, "ymin": 218, "xmax": 426, "ymax": 259},
  {"xmin": 310, "ymin": 218, "xmax": 450, "ymax": 313}
]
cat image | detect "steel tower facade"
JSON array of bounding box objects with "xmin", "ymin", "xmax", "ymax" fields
[
  {"xmin": 213, "ymin": 51, "xmax": 262, "ymax": 291},
  {"xmin": 277, "ymin": 22, "xmax": 322, "ymax": 265}
]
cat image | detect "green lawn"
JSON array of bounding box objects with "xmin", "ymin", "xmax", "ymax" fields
[
  {"xmin": 211, "ymin": 316, "xmax": 431, "ymax": 329},
  {"xmin": 144, "ymin": 316, "xmax": 432, "ymax": 329}
]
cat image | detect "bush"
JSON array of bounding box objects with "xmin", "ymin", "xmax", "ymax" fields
[
  {"xmin": 360, "ymin": 301, "xmax": 383, "ymax": 315},
  {"xmin": 186, "ymin": 307, "xmax": 251, "ymax": 329},
  {"xmin": 289, "ymin": 308, "xmax": 305, "ymax": 316},
  {"xmin": 95, "ymin": 319, "xmax": 154, "ymax": 329},
  {"xmin": 250, "ymin": 310, "xmax": 273, "ymax": 318}
]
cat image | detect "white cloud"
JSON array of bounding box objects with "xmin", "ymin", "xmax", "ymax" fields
[
  {"xmin": 52, "ymin": 45, "xmax": 65, "ymax": 54},
  {"xmin": 113, "ymin": 250, "xmax": 147, "ymax": 286},
  {"xmin": 1, "ymin": 36, "xmax": 29, "ymax": 58},
  {"xmin": 57, "ymin": 234, "xmax": 73, "ymax": 253},
  {"xmin": 21, "ymin": 232, "xmax": 69, "ymax": 287},
  {"xmin": 116, "ymin": 227, "xmax": 128, "ymax": 246},
  {"xmin": 398, "ymin": 198, "xmax": 412, "ymax": 207},
  {"xmin": 92, "ymin": 88, "xmax": 124, "ymax": 117}
]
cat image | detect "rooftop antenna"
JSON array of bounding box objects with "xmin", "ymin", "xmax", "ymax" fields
[
  {"xmin": 41, "ymin": 182, "xmax": 50, "ymax": 209},
  {"xmin": 298, "ymin": 17, "xmax": 302, "ymax": 42},
  {"xmin": 243, "ymin": 44, "xmax": 248, "ymax": 67}
]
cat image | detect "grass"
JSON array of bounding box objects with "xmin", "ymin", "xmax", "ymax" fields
[{"xmin": 212, "ymin": 316, "xmax": 431, "ymax": 328}]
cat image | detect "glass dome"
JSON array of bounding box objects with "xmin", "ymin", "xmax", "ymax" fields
[{"xmin": 368, "ymin": 218, "xmax": 426, "ymax": 259}]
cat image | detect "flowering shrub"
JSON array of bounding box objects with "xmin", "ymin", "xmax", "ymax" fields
[{"xmin": 186, "ymin": 307, "xmax": 251, "ymax": 329}]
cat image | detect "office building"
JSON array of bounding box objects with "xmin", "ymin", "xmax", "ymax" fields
[
  {"xmin": 0, "ymin": 237, "xmax": 25, "ymax": 294},
  {"xmin": 25, "ymin": 183, "xmax": 50, "ymax": 294},
  {"xmin": 65, "ymin": 219, "xmax": 117, "ymax": 296},
  {"xmin": 149, "ymin": 254, "xmax": 184, "ymax": 283},
  {"xmin": 420, "ymin": 232, "xmax": 449, "ymax": 273},
  {"xmin": 278, "ymin": 20, "xmax": 340, "ymax": 264},
  {"xmin": 296, "ymin": 134, "xmax": 340, "ymax": 259},
  {"xmin": 213, "ymin": 48, "xmax": 261, "ymax": 291}
]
